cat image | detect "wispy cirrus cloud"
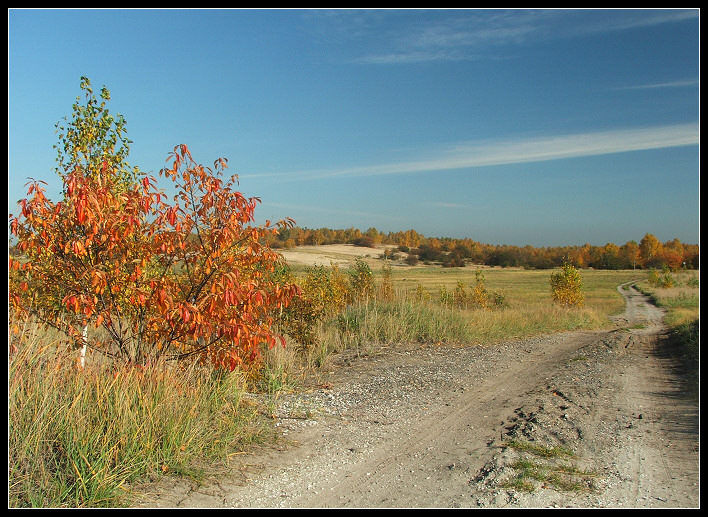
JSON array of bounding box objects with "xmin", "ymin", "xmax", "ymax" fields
[
  {"xmin": 352, "ymin": 10, "xmax": 551, "ymax": 64},
  {"xmin": 428, "ymin": 201, "xmax": 474, "ymax": 209},
  {"xmin": 252, "ymin": 123, "xmax": 698, "ymax": 181},
  {"xmin": 608, "ymin": 79, "xmax": 699, "ymax": 91},
  {"xmin": 337, "ymin": 9, "xmax": 699, "ymax": 65}
]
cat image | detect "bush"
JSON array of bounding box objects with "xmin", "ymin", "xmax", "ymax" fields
[
  {"xmin": 9, "ymin": 78, "xmax": 297, "ymax": 371},
  {"xmin": 550, "ymin": 263, "xmax": 584, "ymax": 307},
  {"xmin": 348, "ymin": 257, "xmax": 375, "ymax": 302},
  {"xmin": 404, "ymin": 254, "xmax": 419, "ymax": 266},
  {"xmin": 352, "ymin": 236, "xmax": 375, "ymax": 248},
  {"xmin": 378, "ymin": 261, "xmax": 394, "ymax": 301},
  {"xmin": 277, "ymin": 264, "xmax": 348, "ymax": 350},
  {"xmin": 471, "ymin": 269, "xmax": 490, "ymax": 309}
]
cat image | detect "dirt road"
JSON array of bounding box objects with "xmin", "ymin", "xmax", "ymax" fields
[{"xmin": 135, "ymin": 283, "xmax": 699, "ymax": 508}]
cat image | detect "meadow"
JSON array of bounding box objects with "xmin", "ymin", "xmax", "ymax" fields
[
  {"xmin": 9, "ymin": 250, "xmax": 698, "ymax": 508},
  {"xmin": 268, "ymin": 261, "xmax": 645, "ymax": 375}
]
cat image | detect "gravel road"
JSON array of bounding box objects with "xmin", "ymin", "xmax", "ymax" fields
[{"xmin": 135, "ymin": 283, "xmax": 699, "ymax": 508}]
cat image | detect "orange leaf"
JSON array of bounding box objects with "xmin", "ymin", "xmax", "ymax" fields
[{"xmin": 76, "ymin": 203, "xmax": 86, "ymax": 224}]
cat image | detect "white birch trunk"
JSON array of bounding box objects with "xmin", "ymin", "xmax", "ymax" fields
[{"xmin": 79, "ymin": 324, "xmax": 88, "ymax": 369}]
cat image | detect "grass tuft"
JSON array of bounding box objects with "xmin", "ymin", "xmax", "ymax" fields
[{"xmin": 501, "ymin": 440, "xmax": 597, "ymax": 494}]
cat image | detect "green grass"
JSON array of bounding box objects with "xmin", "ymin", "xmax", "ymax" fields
[
  {"xmin": 501, "ymin": 440, "xmax": 598, "ymax": 493},
  {"xmin": 391, "ymin": 266, "xmax": 642, "ymax": 316},
  {"xmin": 351, "ymin": 266, "xmax": 644, "ymax": 345}
]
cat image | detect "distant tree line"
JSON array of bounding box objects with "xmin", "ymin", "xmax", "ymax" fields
[
  {"xmin": 265, "ymin": 226, "xmax": 698, "ymax": 271},
  {"xmin": 9, "ymin": 222, "xmax": 694, "ymax": 271}
]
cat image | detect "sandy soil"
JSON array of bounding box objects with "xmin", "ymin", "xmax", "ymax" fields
[
  {"xmin": 133, "ymin": 283, "xmax": 699, "ymax": 509},
  {"xmin": 278, "ymin": 244, "xmax": 391, "ymax": 267}
]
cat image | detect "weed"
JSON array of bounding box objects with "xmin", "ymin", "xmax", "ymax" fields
[{"xmin": 501, "ymin": 440, "xmax": 597, "ymax": 494}]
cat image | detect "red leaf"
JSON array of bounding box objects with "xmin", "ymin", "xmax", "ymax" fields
[{"xmin": 76, "ymin": 202, "xmax": 86, "ymax": 224}]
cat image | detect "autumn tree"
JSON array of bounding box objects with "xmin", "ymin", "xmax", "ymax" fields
[
  {"xmin": 662, "ymin": 238, "xmax": 685, "ymax": 271},
  {"xmin": 53, "ymin": 76, "xmax": 138, "ymax": 189},
  {"xmin": 550, "ymin": 262, "xmax": 584, "ymax": 307},
  {"xmin": 364, "ymin": 227, "xmax": 382, "ymax": 245},
  {"xmin": 9, "ymin": 77, "xmax": 298, "ymax": 370},
  {"xmin": 639, "ymin": 233, "xmax": 664, "ymax": 268},
  {"xmin": 596, "ymin": 243, "xmax": 621, "ymax": 270},
  {"xmin": 10, "ymin": 76, "xmax": 141, "ymax": 367},
  {"xmin": 619, "ymin": 240, "xmax": 641, "ymax": 270}
]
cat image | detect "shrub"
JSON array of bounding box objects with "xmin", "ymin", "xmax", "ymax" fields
[
  {"xmin": 277, "ymin": 264, "xmax": 347, "ymax": 350},
  {"xmin": 348, "ymin": 257, "xmax": 375, "ymax": 302},
  {"xmin": 8, "ymin": 78, "xmax": 298, "ymax": 371},
  {"xmin": 414, "ymin": 284, "xmax": 431, "ymax": 303},
  {"xmin": 471, "ymin": 269, "xmax": 490, "ymax": 309},
  {"xmin": 352, "ymin": 235, "xmax": 375, "ymax": 248},
  {"xmin": 404, "ymin": 254, "xmax": 419, "ymax": 266},
  {"xmin": 378, "ymin": 261, "xmax": 394, "ymax": 301},
  {"xmin": 647, "ymin": 267, "xmax": 676, "ymax": 288},
  {"xmin": 550, "ymin": 262, "xmax": 584, "ymax": 307},
  {"xmin": 9, "ymin": 78, "xmax": 298, "ymax": 371}
]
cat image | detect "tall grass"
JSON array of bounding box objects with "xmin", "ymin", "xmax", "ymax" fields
[
  {"xmin": 8, "ymin": 317, "xmax": 274, "ymax": 508},
  {"xmin": 266, "ymin": 268, "xmax": 641, "ymax": 376},
  {"xmin": 330, "ymin": 297, "xmax": 607, "ymax": 351},
  {"xmin": 634, "ymin": 270, "xmax": 699, "ymax": 372},
  {"xmin": 358, "ymin": 267, "xmax": 639, "ymax": 343}
]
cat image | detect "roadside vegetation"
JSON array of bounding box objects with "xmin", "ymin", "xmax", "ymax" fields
[
  {"xmin": 633, "ymin": 269, "xmax": 699, "ymax": 385},
  {"xmin": 8, "ymin": 320, "xmax": 274, "ymax": 508},
  {"xmin": 266, "ymin": 263, "xmax": 645, "ymax": 381}
]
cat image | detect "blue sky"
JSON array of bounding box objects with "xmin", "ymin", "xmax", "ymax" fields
[{"xmin": 8, "ymin": 9, "xmax": 700, "ymax": 247}]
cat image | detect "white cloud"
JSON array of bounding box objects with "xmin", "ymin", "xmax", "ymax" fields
[
  {"xmin": 263, "ymin": 201, "xmax": 397, "ymax": 221},
  {"xmin": 257, "ymin": 123, "xmax": 698, "ymax": 181},
  {"xmin": 608, "ymin": 79, "xmax": 699, "ymax": 91},
  {"xmin": 429, "ymin": 201, "xmax": 471, "ymax": 209}
]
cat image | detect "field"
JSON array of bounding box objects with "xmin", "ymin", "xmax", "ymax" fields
[
  {"xmin": 274, "ymin": 244, "xmax": 648, "ymax": 356},
  {"xmin": 279, "ymin": 243, "xmax": 390, "ymax": 267}
]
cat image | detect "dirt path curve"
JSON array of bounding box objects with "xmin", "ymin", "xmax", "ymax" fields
[{"xmin": 135, "ymin": 283, "xmax": 699, "ymax": 508}]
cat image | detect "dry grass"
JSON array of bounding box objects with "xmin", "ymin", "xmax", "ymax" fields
[
  {"xmin": 267, "ymin": 253, "xmax": 651, "ymax": 384},
  {"xmin": 8, "ymin": 318, "xmax": 274, "ymax": 508}
]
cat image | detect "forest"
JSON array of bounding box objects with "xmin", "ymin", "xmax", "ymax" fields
[{"xmin": 266, "ymin": 226, "xmax": 698, "ymax": 271}]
